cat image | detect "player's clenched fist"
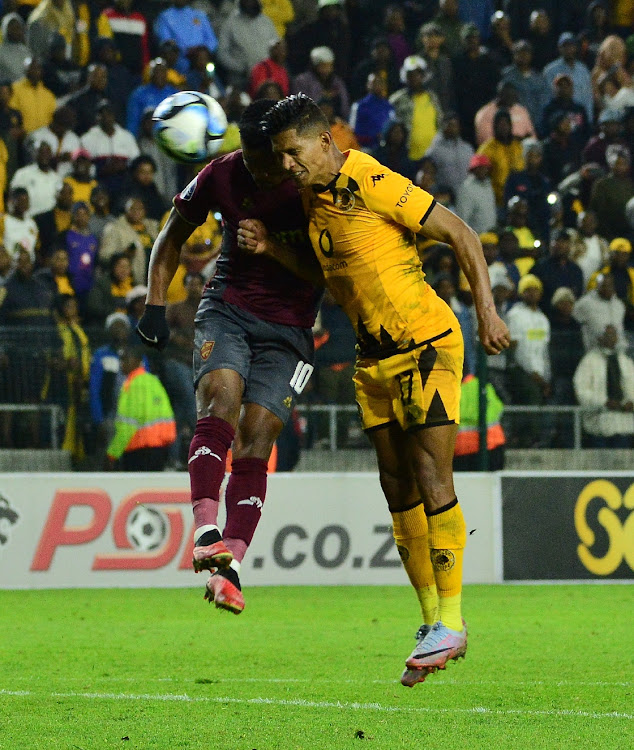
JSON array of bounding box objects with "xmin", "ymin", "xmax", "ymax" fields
[
  {"xmin": 237, "ymin": 219, "xmax": 270, "ymax": 255},
  {"xmin": 136, "ymin": 304, "xmax": 170, "ymax": 350},
  {"xmin": 478, "ymin": 310, "xmax": 511, "ymax": 355}
]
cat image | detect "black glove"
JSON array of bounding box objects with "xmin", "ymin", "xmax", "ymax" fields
[{"xmin": 136, "ymin": 304, "xmax": 170, "ymax": 350}]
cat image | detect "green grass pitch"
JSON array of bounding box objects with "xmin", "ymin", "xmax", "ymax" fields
[{"xmin": 1, "ymin": 585, "xmax": 632, "ymax": 749}]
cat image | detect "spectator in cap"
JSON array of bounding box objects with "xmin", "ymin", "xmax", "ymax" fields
[
  {"xmin": 502, "ymin": 40, "xmax": 548, "ymax": 134},
  {"xmin": 475, "ymin": 79, "xmax": 536, "ymax": 146},
  {"xmin": 349, "ymin": 73, "xmax": 395, "ymax": 152},
  {"xmin": 582, "ymin": 108, "xmax": 626, "ymax": 169},
  {"xmin": 0, "ymin": 14, "xmax": 31, "ymax": 83},
  {"xmin": 217, "ymin": 0, "xmax": 278, "ymax": 88},
  {"xmin": 575, "ymin": 271, "xmax": 626, "ymax": 350},
  {"xmin": 63, "ymin": 149, "xmax": 98, "ymax": 206},
  {"xmin": 574, "ymin": 324, "xmax": 634, "ymax": 448},
  {"xmin": 80, "ymin": 100, "xmax": 140, "ymax": 194},
  {"xmin": 10, "ymin": 140, "xmax": 62, "ymax": 219},
  {"xmin": 89, "ymin": 310, "xmax": 134, "ymax": 464},
  {"xmin": 349, "ymin": 36, "xmax": 399, "ymax": 102},
  {"xmin": 505, "ymin": 195, "xmax": 537, "ymax": 269},
  {"xmin": 589, "ymin": 144, "xmax": 634, "ymax": 238},
  {"xmin": 417, "ymin": 22, "xmax": 454, "ymax": 114},
  {"xmin": 86, "ymin": 251, "xmax": 133, "ymax": 325},
  {"xmin": 587, "ymin": 237, "xmax": 634, "ymax": 321},
  {"xmin": 389, "ymin": 55, "xmax": 441, "ymax": 161},
  {"xmin": 541, "ymin": 72, "xmax": 590, "ymax": 141},
  {"xmin": 570, "ymin": 210, "xmax": 609, "ymax": 287},
  {"xmin": 452, "ymin": 22, "xmax": 499, "ymax": 144},
  {"xmin": 532, "ymin": 229, "xmax": 584, "ymax": 318},
  {"xmin": 543, "ymin": 31, "xmax": 594, "ymax": 125},
  {"xmin": 27, "ymin": 106, "xmax": 80, "ymax": 179},
  {"xmin": 126, "ymin": 58, "xmax": 178, "ymax": 138},
  {"xmin": 287, "ymin": 0, "xmax": 350, "ymax": 81},
  {"xmin": 125, "ymin": 284, "xmax": 148, "ymax": 330},
  {"xmin": 477, "ymin": 108, "xmax": 524, "ymax": 206},
  {"xmin": 455, "ymin": 152, "xmax": 496, "ymax": 233},
  {"xmin": 154, "ymin": 0, "xmax": 218, "ymax": 75},
  {"xmin": 42, "ymin": 32, "xmax": 82, "ymax": 98},
  {"xmin": 541, "ymin": 111, "xmax": 581, "ymax": 185},
  {"xmin": 9, "ymin": 58, "xmax": 57, "ymax": 135},
  {"xmin": 504, "ymin": 138, "xmax": 552, "ymax": 244},
  {"xmin": 370, "ymin": 119, "xmax": 419, "ymax": 182},
  {"xmin": 507, "ymin": 273, "xmax": 551, "ymax": 446},
  {"xmin": 97, "ymin": 0, "xmax": 150, "ymax": 76},
  {"xmin": 249, "ymin": 38, "xmax": 290, "ymax": 99},
  {"xmin": 292, "ymin": 46, "xmax": 350, "ymax": 119},
  {"xmin": 426, "ymin": 112, "xmax": 473, "ymax": 194},
  {"xmin": 65, "ymin": 63, "xmax": 110, "ymax": 136},
  {"xmin": 430, "ymin": 0, "xmax": 466, "ymax": 58}
]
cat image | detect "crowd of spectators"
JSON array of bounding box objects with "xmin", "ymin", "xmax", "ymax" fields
[{"xmin": 2, "ymin": 0, "xmax": 634, "ymax": 464}]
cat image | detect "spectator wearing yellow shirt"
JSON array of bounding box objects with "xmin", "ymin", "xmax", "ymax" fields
[
  {"xmin": 9, "ymin": 58, "xmax": 57, "ymax": 134},
  {"xmin": 477, "ymin": 108, "xmax": 524, "ymax": 206},
  {"xmin": 389, "ymin": 55, "xmax": 442, "ymax": 161},
  {"xmin": 260, "ymin": 0, "xmax": 295, "ymax": 38},
  {"xmin": 506, "ymin": 195, "xmax": 538, "ymax": 276},
  {"xmin": 63, "ymin": 149, "xmax": 98, "ymax": 206}
]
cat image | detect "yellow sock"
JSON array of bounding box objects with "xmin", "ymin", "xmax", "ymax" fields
[
  {"xmin": 391, "ymin": 502, "xmax": 438, "ymax": 625},
  {"xmin": 427, "ymin": 499, "xmax": 466, "ymax": 631}
]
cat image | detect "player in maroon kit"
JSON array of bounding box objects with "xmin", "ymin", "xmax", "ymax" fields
[{"xmin": 137, "ymin": 100, "xmax": 323, "ymax": 612}]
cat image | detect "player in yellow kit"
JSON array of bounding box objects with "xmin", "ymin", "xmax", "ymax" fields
[{"xmin": 238, "ymin": 94, "xmax": 510, "ymax": 686}]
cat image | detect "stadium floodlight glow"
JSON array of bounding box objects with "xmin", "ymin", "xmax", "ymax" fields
[{"xmin": 547, "ymin": 192, "xmax": 558, "ymax": 205}]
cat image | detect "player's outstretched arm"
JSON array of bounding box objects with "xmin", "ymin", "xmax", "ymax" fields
[
  {"xmin": 137, "ymin": 208, "xmax": 195, "ymax": 349},
  {"xmin": 421, "ymin": 202, "xmax": 510, "ymax": 355},
  {"xmin": 238, "ymin": 219, "xmax": 325, "ymax": 287}
]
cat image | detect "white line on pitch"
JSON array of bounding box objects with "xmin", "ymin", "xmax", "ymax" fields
[
  {"xmin": 0, "ymin": 690, "xmax": 632, "ymax": 720},
  {"xmin": 4, "ymin": 676, "xmax": 634, "ymax": 689}
]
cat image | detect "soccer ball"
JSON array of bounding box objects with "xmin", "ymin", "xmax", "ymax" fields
[
  {"xmin": 126, "ymin": 505, "xmax": 168, "ymax": 552},
  {"xmin": 152, "ymin": 91, "xmax": 228, "ymax": 163}
]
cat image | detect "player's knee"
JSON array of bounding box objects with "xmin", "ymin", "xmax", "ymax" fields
[
  {"xmin": 233, "ymin": 423, "xmax": 280, "ymax": 460},
  {"xmin": 411, "ymin": 449, "xmax": 453, "ymax": 506},
  {"xmin": 196, "ymin": 372, "xmax": 242, "ymax": 424}
]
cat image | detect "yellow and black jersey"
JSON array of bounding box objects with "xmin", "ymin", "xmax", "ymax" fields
[{"xmin": 303, "ymin": 149, "xmax": 459, "ymax": 359}]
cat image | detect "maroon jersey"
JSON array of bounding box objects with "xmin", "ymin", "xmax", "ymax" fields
[{"xmin": 173, "ymin": 150, "xmax": 320, "ymax": 328}]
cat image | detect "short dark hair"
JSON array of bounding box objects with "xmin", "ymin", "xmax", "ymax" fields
[
  {"xmin": 260, "ymin": 93, "xmax": 329, "ymax": 138},
  {"xmin": 238, "ymin": 98, "xmax": 278, "ymax": 149}
]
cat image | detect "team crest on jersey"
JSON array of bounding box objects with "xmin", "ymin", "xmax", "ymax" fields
[
  {"xmin": 371, "ymin": 173, "xmax": 386, "ymax": 186},
  {"xmin": 200, "ymin": 340, "xmax": 215, "ymax": 360},
  {"xmin": 283, "ymin": 396, "xmax": 292, "ymax": 409},
  {"xmin": 335, "ymin": 187, "xmax": 356, "ymax": 212},
  {"xmin": 180, "ymin": 176, "xmax": 198, "ymax": 201}
]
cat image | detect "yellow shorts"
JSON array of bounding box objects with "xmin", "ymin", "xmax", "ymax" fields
[{"xmin": 353, "ymin": 328, "xmax": 464, "ymax": 432}]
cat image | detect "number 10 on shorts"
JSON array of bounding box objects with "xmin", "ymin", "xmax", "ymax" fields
[{"xmin": 290, "ymin": 361, "xmax": 314, "ymax": 394}]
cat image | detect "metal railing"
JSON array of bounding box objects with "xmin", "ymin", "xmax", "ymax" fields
[
  {"xmin": 297, "ymin": 404, "xmax": 588, "ymax": 451},
  {"xmin": 0, "ymin": 404, "xmax": 64, "ymax": 450}
]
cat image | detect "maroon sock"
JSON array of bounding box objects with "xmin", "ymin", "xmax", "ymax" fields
[
  {"xmin": 188, "ymin": 416, "xmax": 235, "ymax": 527},
  {"xmin": 223, "ymin": 457, "xmax": 268, "ymax": 559}
]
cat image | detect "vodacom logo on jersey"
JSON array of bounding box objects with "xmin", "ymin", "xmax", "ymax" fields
[{"xmin": 574, "ymin": 480, "xmax": 634, "ymax": 576}]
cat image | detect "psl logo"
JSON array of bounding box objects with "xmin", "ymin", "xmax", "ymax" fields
[{"xmin": 574, "ymin": 480, "xmax": 634, "ymax": 575}]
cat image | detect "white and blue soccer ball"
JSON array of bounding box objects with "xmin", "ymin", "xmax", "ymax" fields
[
  {"xmin": 152, "ymin": 91, "xmax": 228, "ymax": 163},
  {"xmin": 126, "ymin": 505, "xmax": 168, "ymax": 552}
]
